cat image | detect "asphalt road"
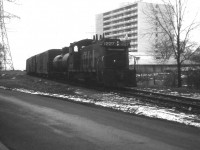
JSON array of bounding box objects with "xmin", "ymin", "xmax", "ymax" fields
[{"xmin": 0, "ymin": 89, "xmax": 200, "ymax": 150}]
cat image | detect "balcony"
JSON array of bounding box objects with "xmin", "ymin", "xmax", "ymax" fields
[
  {"xmin": 129, "ymin": 47, "xmax": 138, "ymax": 52},
  {"xmin": 103, "ymin": 5, "xmax": 138, "ymax": 19},
  {"xmin": 103, "ymin": 12, "xmax": 138, "ymax": 24},
  {"xmin": 103, "ymin": 18, "xmax": 138, "ymax": 29},
  {"xmin": 104, "ymin": 25, "xmax": 138, "ymax": 36},
  {"xmin": 130, "ymin": 41, "xmax": 138, "ymax": 45},
  {"xmin": 104, "ymin": 31, "xmax": 138, "ymax": 39}
]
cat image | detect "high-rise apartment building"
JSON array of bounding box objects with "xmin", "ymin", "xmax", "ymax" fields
[{"xmin": 96, "ymin": 1, "xmax": 173, "ymax": 65}]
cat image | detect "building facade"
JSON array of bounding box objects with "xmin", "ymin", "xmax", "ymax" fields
[{"xmin": 95, "ymin": 1, "xmax": 174, "ymax": 65}]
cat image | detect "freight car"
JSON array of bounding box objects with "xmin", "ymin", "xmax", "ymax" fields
[
  {"xmin": 26, "ymin": 49, "xmax": 61, "ymax": 77},
  {"xmin": 26, "ymin": 36, "xmax": 136, "ymax": 87},
  {"xmin": 26, "ymin": 55, "xmax": 36, "ymax": 75}
]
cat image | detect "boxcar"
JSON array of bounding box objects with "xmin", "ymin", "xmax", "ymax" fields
[
  {"xmin": 26, "ymin": 55, "xmax": 36, "ymax": 75},
  {"xmin": 35, "ymin": 49, "xmax": 61, "ymax": 76}
]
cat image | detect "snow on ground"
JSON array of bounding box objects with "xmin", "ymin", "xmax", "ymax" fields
[{"xmin": 1, "ymin": 86, "xmax": 199, "ymax": 128}]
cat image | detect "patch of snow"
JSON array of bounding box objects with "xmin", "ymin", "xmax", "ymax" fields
[
  {"xmin": 170, "ymin": 92, "xmax": 179, "ymax": 95},
  {"xmin": 0, "ymin": 86, "xmax": 9, "ymax": 90}
]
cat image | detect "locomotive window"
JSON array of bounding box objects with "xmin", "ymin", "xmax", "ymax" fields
[{"xmin": 74, "ymin": 46, "xmax": 78, "ymax": 52}]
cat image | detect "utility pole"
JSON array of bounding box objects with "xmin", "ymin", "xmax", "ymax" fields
[{"xmin": 0, "ymin": 0, "xmax": 14, "ymax": 70}]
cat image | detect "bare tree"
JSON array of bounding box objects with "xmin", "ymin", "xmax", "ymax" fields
[
  {"xmin": 190, "ymin": 47, "xmax": 200, "ymax": 63},
  {"xmin": 151, "ymin": 38, "xmax": 174, "ymax": 63},
  {"xmin": 143, "ymin": 0, "xmax": 200, "ymax": 87}
]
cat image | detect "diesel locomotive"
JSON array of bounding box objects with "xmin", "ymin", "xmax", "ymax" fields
[{"xmin": 26, "ymin": 36, "xmax": 136, "ymax": 87}]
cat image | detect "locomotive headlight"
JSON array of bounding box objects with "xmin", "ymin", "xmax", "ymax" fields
[{"xmin": 113, "ymin": 59, "xmax": 116, "ymax": 63}]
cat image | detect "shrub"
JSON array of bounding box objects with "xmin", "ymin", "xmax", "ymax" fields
[
  {"xmin": 163, "ymin": 71, "xmax": 177, "ymax": 87},
  {"xmin": 186, "ymin": 69, "xmax": 200, "ymax": 89}
]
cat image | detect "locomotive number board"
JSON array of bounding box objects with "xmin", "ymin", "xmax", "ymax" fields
[{"xmin": 102, "ymin": 41, "xmax": 129, "ymax": 47}]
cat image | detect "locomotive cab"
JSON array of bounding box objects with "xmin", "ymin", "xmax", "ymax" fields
[
  {"xmin": 95, "ymin": 38, "xmax": 136, "ymax": 87},
  {"xmin": 102, "ymin": 39, "xmax": 129, "ymax": 69}
]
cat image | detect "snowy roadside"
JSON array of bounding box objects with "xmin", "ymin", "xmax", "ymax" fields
[{"xmin": 1, "ymin": 86, "xmax": 199, "ymax": 128}]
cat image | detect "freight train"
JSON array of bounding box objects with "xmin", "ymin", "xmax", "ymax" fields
[{"xmin": 26, "ymin": 36, "xmax": 136, "ymax": 87}]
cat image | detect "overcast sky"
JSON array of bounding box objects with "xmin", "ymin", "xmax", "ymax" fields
[{"xmin": 3, "ymin": 0, "xmax": 200, "ymax": 70}]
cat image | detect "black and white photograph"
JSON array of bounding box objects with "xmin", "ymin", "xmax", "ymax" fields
[{"xmin": 0, "ymin": 0, "xmax": 200, "ymax": 149}]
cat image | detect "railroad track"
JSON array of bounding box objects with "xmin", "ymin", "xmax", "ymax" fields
[
  {"xmin": 117, "ymin": 87, "xmax": 200, "ymax": 113},
  {"xmin": 66, "ymin": 81, "xmax": 200, "ymax": 113}
]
